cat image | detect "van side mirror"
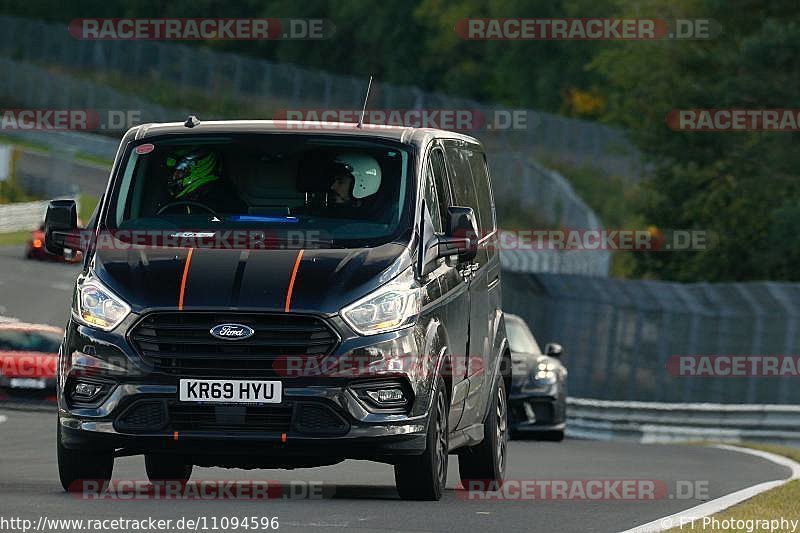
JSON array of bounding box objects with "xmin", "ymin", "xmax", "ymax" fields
[
  {"xmin": 437, "ymin": 206, "xmax": 478, "ymax": 262},
  {"xmin": 44, "ymin": 199, "xmax": 78, "ymax": 255},
  {"xmin": 544, "ymin": 343, "xmax": 563, "ymax": 358}
]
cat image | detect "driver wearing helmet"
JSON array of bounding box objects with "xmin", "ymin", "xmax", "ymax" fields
[{"xmin": 163, "ymin": 148, "xmax": 245, "ymax": 214}]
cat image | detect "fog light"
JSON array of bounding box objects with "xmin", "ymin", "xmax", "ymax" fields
[
  {"xmin": 366, "ymin": 388, "xmax": 405, "ymax": 404},
  {"xmin": 350, "ymin": 381, "xmax": 412, "ymax": 412},
  {"xmin": 72, "ymin": 382, "xmax": 104, "ymax": 401}
]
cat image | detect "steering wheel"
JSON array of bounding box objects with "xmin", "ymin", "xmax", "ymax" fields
[{"xmin": 156, "ymin": 200, "xmax": 219, "ymax": 217}]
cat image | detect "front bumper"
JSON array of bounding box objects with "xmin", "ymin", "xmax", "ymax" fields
[
  {"xmin": 58, "ymin": 316, "xmax": 436, "ymax": 465},
  {"xmin": 508, "ymin": 386, "xmax": 566, "ymax": 432}
]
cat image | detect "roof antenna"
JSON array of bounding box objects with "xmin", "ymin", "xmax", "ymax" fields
[
  {"xmin": 184, "ymin": 115, "xmax": 200, "ymax": 128},
  {"xmin": 356, "ymin": 75, "xmax": 373, "ymax": 129}
]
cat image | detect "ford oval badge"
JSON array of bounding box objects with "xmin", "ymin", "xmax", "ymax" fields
[{"xmin": 210, "ymin": 323, "xmax": 255, "ymax": 341}]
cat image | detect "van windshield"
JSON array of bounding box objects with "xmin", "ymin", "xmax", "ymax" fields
[{"xmin": 107, "ymin": 134, "xmax": 414, "ymax": 248}]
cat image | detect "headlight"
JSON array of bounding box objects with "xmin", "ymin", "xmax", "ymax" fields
[
  {"xmin": 75, "ymin": 279, "xmax": 131, "ymax": 331},
  {"xmin": 533, "ymin": 370, "xmax": 557, "ymax": 384},
  {"xmin": 341, "ymin": 268, "xmax": 421, "ymax": 336},
  {"xmin": 533, "ymin": 360, "xmax": 558, "ymax": 384}
]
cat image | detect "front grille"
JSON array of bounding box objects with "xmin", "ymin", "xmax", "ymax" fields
[
  {"xmin": 169, "ymin": 403, "xmax": 293, "ymax": 432},
  {"xmin": 510, "ymin": 399, "xmax": 556, "ymax": 425},
  {"xmin": 531, "ymin": 400, "xmax": 555, "ymax": 424},
  {"xmin": 130, "ymin": 312, "xmax": 339, "ymax": 376}
]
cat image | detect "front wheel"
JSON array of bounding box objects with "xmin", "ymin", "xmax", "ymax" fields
[
  {"xmin": 458, "ymin": 375, "xmax": 508, "ymax": 488},
  {"xmin": 57, "ymin": 426, "xmax": 113, "ymax": 492},
  {"xmin": 394, "ymin": 379, "xmax": 449, "ymax": 500}
]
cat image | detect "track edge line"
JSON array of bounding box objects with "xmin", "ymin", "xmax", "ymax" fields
[{"xmin": 617, "ymin": 444, "xmax": 800, "ymax": 533}]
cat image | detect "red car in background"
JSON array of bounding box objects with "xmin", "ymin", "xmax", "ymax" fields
[
  {"xmin": 0, "ymin": 322, "xmax": 62, "ymax": 399},
  {"xmin": 25, "ymin": 223, "xmax": 81, "ymax": 263}
]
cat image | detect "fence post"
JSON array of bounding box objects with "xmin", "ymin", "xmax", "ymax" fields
[
  {"xmin": 735, "ymin": 285, "xmax": 764, "ymax": 403},
  {"xmin": 766, "ymin": 282, "xmax": 799, "ymax": 403}
]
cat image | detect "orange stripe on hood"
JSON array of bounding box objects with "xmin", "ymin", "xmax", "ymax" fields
[
  {"xmin": 178, "ymin": 248, "xmax": 194, "ymax": 310},
  {"xmin": 284, "ymin": 249, "xmax": 304, "ymax": 312}
]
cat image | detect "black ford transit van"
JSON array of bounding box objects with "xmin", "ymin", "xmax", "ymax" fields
[{"xmin": 46, "ymin": 120, "xmax": 510, "ymax": 500}]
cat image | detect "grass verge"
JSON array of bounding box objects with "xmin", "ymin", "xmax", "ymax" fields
[
  {"xmin": 0, "ymin": 230, "xmax": 30, "ymax": 246},
  {"xmin": 667, "ymin": 444, "xmax": 799, "ymax": 532}
]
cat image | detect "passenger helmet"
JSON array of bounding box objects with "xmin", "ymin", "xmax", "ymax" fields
[{"xmin": 333, "ymin": 153, "xmax": 381, "ymax": 199}]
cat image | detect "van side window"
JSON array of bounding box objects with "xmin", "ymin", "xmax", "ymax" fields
[
  {"xmin": 463, "ymin": 148, "xmax": 495, "ymax": 233},
  {"xmin": 443, "ymin": 140, "xmax": 482, "ymax": 229},
  {"xmin": 425, "ymin": 148, "xmax": 449, "ymax": 234}
]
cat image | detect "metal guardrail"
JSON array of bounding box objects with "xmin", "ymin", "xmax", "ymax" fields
[
  {"xmin": 0, "ymin": 199, "xmax": 51, "ymax": 232},
  {"xmin": 566, "ymin": 397, "xmax": 800, "ymax": 446},
  {"xmin": 0, "ymin": 197, "xmax": 80, "ymax": 232}
]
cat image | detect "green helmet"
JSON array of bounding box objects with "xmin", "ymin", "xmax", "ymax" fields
[{"xmin": 167, "ymin": 149, "xmax": 221, "ymax": 199}]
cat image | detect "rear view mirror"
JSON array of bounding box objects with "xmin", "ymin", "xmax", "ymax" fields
[
  {"xmin": 437, "ymin": 206, "xmax": 478, "ymax": 261},
  {"xmin": 545, "ymin": 343, "xmax": 563, "ymax": 358},
  {"xmin": 44, "ymin": 199, "xmax": 78, "ymax": 255}
]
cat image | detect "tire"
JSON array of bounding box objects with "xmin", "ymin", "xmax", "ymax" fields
[
  {"xmin": 145, "ymin": 454, "xmax": 193, "ymax": 484},
  {"xmin": 458, "ymin": 375, "xmax": 508, "ymax": 489},
  {"xmin": 57, "ymin": 426, "xmax": 113, "ymax": 492},
  {"xmin": 394, "ymin": 378, "xmax": 449, "ymax": 500}
]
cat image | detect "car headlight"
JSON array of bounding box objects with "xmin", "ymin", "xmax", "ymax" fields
[
  {"xmin": 341, "ymin": 268, "xmax": 421, "ymax": 336},
  {"xmin": 74, "ymin": 279, "xmax": 131, "ymax": 331},
  {"xmin": 533, "ymin": 360, "xmax": 558, "ymax": 385}
]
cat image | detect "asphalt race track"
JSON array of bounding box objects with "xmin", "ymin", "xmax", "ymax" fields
[
  {"xmin": 0, "ymin": 245, "xmax": 793, "ymax": 532},
  {"xmin": 0, "ymin": 245, "xmax": 80, "ymax": 326}
]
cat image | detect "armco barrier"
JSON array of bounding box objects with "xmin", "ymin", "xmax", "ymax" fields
[
  {"xmin": 0, "ymin": 197, "xmax": 79, "ymax": 232},
  {"xmin": 566, "ymin": 397, "xmax": 800, "ymax": 446},
  {"xmin": 0, "ymin": 199, "xmax": 50, "ymax": 232}
]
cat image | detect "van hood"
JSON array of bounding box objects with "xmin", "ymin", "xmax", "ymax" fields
[{"xmin": 91, "ymin": 243, "xmax": 411, "ymax": 315}]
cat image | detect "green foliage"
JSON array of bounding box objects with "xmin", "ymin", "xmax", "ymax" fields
[
  {"xmin": 591, "ymin": 0, "xmax": 800, "ymax": 281},
  {"xmin": 0, "ymin": 177, "xmax": 34, "ymax": 204}
]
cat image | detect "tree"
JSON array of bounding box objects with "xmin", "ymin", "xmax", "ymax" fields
[{"xmin": 592, "ymin": 0, "xmax": 800, "ymax": 281}]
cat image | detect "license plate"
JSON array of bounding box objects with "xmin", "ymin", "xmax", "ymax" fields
[
  {"xmin": 9, "ymin": 378, "xmax": 47, "ymax": 389},
  {"xmin": 179, "ymin": 379, "xmax": 282, "ymax": 404}
]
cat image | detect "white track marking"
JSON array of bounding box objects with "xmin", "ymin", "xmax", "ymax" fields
[
  {"xmin": 620, "ymin": 444, "xmax": 800, "ymax": 533},
  {"xmin": 0, "ymin": 415, "xmax": 7, "ymax": 425}
]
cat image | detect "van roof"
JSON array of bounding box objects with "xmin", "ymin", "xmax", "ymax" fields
[{"xmin": 132, "ymin": 120, "xmax": 484, "ymax": 148}]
